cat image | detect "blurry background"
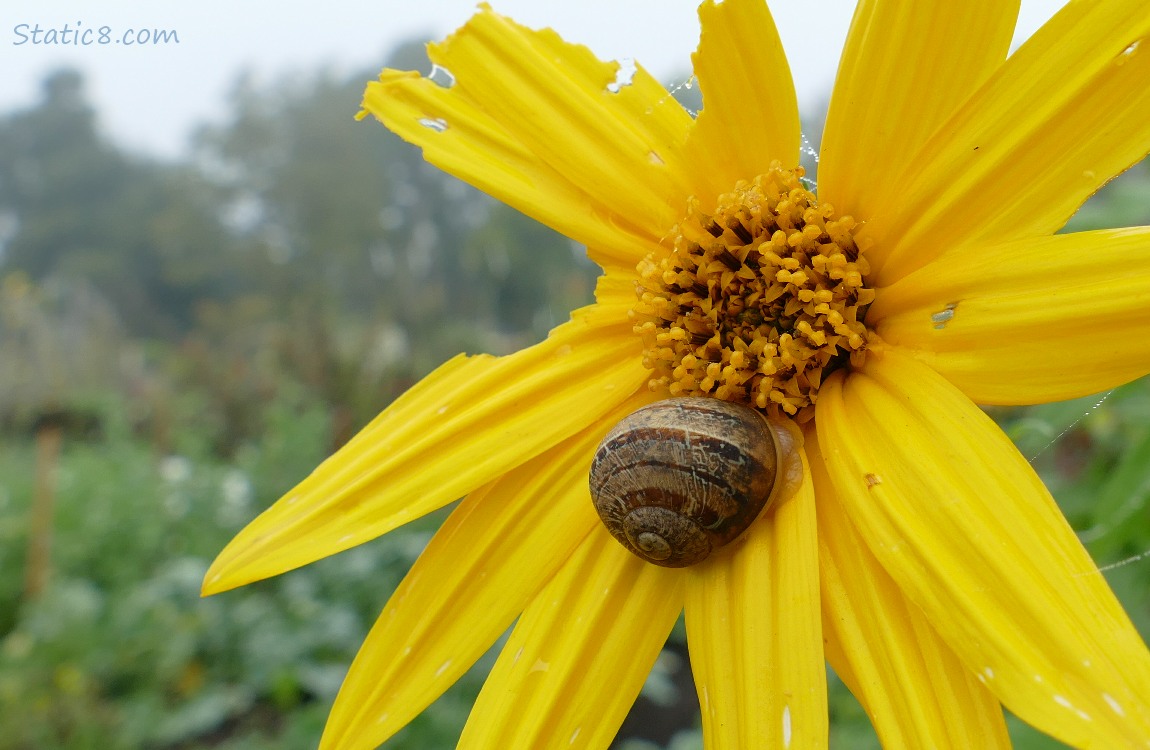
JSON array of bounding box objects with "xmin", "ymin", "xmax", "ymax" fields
[{"xmin": 1, "ymin": 2, "xmax": 1148, "ymax": 749}]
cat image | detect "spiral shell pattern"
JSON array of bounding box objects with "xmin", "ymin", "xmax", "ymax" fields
[{"xmin": 589, "ymin": 398, "xmax": 781, "ymax": 567}]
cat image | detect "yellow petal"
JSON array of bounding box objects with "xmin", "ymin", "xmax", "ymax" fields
[
  {"xmin": 809, "ymin": 429, "xmax": 1010, "ymax": 749},
  {"xmin": 868, "ymin": 1, "xmax": 1150, "ymax": 282},
  {"xmin": 458, "ymin": 530, "xmax": 684, "ymax": 749},
  {"xmin": 318, "ymin": 390, "xmax": 657, "ymax": 750},
  {"xmin": 590, "ymin": 266, "xmax": 641, "ymax": 322},
  {"xmin": 202, "ymin": 302, "xmax": 644, "ymax": 595},
  {"xmin": 816, "ymin": 350, "xmax": 1150, "ymax": 747},
  {"xmin": 360, "ymin": 6, "xmax": 694, "ymax": 272},
  {"xmin": 684, "ymin": 443, "xmax": 826, "ymax": 750},
  {"xmin": 870, "ymin": 228, "xmax": 1150, "ymax": 405},
  {"xmin": 818, "ymin": 0, "xmax": 1018, "ymax": 233},
  {"xmin": 682, "ymin": 0, "xmax": 799, "ymax": 201}
]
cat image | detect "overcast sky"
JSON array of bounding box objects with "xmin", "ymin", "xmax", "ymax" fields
[{"xmin": 2, "ymin": 1, "xmax": 1065, "ymax": 159}]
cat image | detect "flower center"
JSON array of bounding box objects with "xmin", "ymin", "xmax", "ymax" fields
[{"xmin": 631, "ymin": 163, "xmax": 874, "ymax": 422}]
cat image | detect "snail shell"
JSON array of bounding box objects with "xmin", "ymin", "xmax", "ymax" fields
[{"xmin": 589, "ymin": 397, "xmax": 800, "ymax": 567}]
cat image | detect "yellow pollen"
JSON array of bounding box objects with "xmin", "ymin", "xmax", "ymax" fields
[{"xmin": 631, "ymin": 163, "xmax": 875, "ymax": 422}]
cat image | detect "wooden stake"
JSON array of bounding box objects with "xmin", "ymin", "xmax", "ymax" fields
[{"xmin": 24, "ymin": 420, "xmax": 62, "ymax": 599}]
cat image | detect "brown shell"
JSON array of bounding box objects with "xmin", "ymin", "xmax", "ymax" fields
[{"xmin": 589, "ymin": 397, "xmax": 781, "ymax": 567}]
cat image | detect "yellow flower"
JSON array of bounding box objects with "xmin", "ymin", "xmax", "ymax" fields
[{"xmin": 203, "ymin": 1, "xmax": 1150, "ymax": 748}]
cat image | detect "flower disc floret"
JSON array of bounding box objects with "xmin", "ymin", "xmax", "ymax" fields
[{"xmin": 633, "ymin": 164, "xmax": 874, "ymax": 421}]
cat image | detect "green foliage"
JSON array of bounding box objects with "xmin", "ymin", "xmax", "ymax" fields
[{"xmin": 0, "ymin": 389, "xmax": 488, "ymax": 749}]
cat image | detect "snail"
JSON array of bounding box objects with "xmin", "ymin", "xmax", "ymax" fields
[{"xmin": 589, "ymin": 397, "xmax": 803, "ymax": 567}]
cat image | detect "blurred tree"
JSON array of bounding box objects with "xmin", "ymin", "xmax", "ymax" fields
[
  {"xmin": 0, "ymin": 70, "xmax": 239, "ymax": 338},
  {"xmin": 190, "ymin": 41, "xmax": 600, "ymax": 443},
  {"xmin": 0, "ymin": 46, "xmax": 605, "ymax": 455}
]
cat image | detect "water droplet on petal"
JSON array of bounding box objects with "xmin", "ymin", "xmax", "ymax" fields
[
  {"xmin": 428, "ymin": 64, "xmax": 455, "ymax": 88},
  {"xmin": 418, "ymin": 117, "xmax": 448, "ymax": 132},
  {"xmin": 1103, "ymin": 693, "xmax": 1126, "ymax": 716},
  {"xmin": 931, "ymin": 302, "xmax": 958, "ymax": 329},
  {"xmin": 607, "ymin": 58, "xmax": 636, "ymax": 93},
  {"xmin": 1116, "ymin": 40, "xmax": 1141, "ymax": 66}
]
